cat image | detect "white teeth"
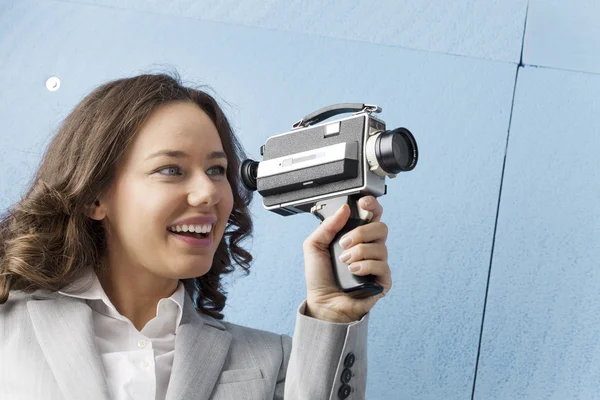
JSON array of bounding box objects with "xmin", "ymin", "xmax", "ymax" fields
[{"xmin": 169, "ymin": 223, "xmax": 213, "ymax": 233}]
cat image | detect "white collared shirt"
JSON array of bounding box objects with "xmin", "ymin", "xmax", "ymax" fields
[{"xmin": 58, "ymin": 269, "xmax": 185, "ymax": 400}]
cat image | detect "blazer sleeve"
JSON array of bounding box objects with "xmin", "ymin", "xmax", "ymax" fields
[{"xmin": 275, "ymin": 300, "xmax": 369, "ymax": 400}]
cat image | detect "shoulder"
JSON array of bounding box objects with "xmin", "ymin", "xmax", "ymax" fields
[
  {"xmin": 0, "ymin": 290, "xmax": 34, "ymax": 316},
  {"xmin": 0, "ymin": 289, "xmax": 61, "ymax": 325},
  {"xmin": 0, "ymin": 291, "xmax": 43, "ymax": 342}
]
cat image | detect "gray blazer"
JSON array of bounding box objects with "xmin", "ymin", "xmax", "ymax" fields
[{"xmin": 0, "ymin": 289, "xmax": 369, "ymax": 400}]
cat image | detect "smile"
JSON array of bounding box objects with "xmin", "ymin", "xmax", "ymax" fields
[
  {"xmin": 168, "ymin": 223, "xmax": 214, "ymax": 236},
  {"xmin": 167, "ymin": 224, "xmax": 214, "ymax": 248}
]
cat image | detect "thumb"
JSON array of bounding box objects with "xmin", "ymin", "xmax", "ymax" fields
[{"xmin": 304, "ymin": 204, "xmax": 351, "ymax": 252}]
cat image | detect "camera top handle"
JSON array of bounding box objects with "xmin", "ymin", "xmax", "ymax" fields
[{"xmin": 292, "ymin": 103, "xmax": 381, "ymax": 129}]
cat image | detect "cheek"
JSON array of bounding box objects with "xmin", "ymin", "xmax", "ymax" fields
[
  {"xmin": 225, "ymin": 185, "xmax": 234, "ymax": 211},
  {"xmin": 110, "ymin": 183, "xmax": 173, "ymax": 241},
  {"xmin": 219, "ymin": 185, "xmax": 235, "ymax": 227}
]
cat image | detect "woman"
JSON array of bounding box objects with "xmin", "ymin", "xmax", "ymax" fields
[{"xmin": 0, "ymin": 73, "xmax": 391, "ymax": 400}]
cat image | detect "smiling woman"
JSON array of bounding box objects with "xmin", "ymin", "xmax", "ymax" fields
[
  {"xmin": 0, "ymin": 73, "xmax": 253, "ymax": 322},
  {"xmin": 0, "ymin": 72, "xmax": 375, "ymax": 400}
]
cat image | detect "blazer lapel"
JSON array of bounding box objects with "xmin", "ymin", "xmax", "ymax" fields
[
  {"xmin": 27, "ymin": 293, "xmax": 110, "ymax": 400},
  {"xmin": 166, "ymin": 293, "xmax": 232, "ymax": 400}
]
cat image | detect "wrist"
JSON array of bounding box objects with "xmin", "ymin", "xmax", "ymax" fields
[{"xmin": 304, "ymin": 301, "xmax": 355, "ymax": 323}]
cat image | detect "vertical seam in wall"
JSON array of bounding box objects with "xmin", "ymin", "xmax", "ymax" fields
[
  {"xmin": 470, "ymin": 63, "xmax": 521, "ymax": 400},
  {"xmin": 471, "ymin": 2, "xmax": 529, "ymax": 398}
]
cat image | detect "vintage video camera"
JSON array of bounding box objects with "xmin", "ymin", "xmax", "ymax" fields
[{"xmin": 240, "ymin": 103, "xmax": 418, "ymax": 298}]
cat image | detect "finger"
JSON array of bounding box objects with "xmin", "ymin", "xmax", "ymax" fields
[
  {"xmin": 347, "ymin": 260, "xmax": 392, "ymax": 292},
  {"xmin": 303, "ymin": 204, "xmax": 351, "ymax": 252},
  {"xmin": 359, "ymin": 196, "xmax": 383, "ymax": 223},
  {"xmin": 338, "ymin": 243, "xmax": 388, "ymax": 264},
  {"xmin": 340, "ymin": 221, "xmax": 388, "ymax": 249}
]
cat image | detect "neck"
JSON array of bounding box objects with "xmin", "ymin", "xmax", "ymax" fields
[{"xmin": 97, "ymin": 263, "xmax": 179, "ymax": 331}]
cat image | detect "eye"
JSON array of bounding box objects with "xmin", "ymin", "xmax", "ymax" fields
[
  {"xmin": 156, "ymin": 165, "xmax": 183, "ymax": 176},
  {"xmin": 207, "ymin": 165, "xmax": 227, "ymax": 176}
]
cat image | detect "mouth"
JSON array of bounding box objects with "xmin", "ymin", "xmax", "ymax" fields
[{"xmin": 167, "ymin": 223, "xmax": 214, "ymax": 240}]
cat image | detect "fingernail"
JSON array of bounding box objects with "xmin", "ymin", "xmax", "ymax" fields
[
  {"xmin": 348, "ymin": 264, "xmax": 361, "ymax": 273},
  {"xmin": 339, "ymin": 251, "xmax": 351, "ymax": 263},
  {"xmin": 362, "ymin": 197, "xmax": 373, "ymax": 207},
  {"xmin": 337, "ymin": 204, "xmax": 347, "ymax": 215},
  {"xmin": 340, "ymin": 235, "xmax": 352, "ymax": 249}
]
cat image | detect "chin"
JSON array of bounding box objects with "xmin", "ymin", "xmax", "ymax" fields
[{"xmin": 175, "ymin": 263, "xmax": 213, "ymax": 280}]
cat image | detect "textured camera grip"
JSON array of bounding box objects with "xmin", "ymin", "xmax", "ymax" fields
[
  {"xmin": 311, "ymin": 195, "xmax": 384, "ymax": 298},
  {"xmin": 330, "ymin": 217, "xmax": 384, "ymax": 298}
]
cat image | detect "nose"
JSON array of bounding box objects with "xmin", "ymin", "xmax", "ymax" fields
[{"xmin": 187, "ymin": 174, "xmax": 220, "ymax": 208}]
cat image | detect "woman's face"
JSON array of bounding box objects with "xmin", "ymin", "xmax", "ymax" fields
[{"xmin": 93, "ymin": 101, "xmax": 234, "ymax": 280}]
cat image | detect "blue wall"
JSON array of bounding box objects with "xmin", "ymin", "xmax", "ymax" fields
[{"xmin": 1, "ymin": 1, "xmax": 597, "ymax": 398}]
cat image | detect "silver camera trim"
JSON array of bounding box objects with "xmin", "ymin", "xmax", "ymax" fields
[{"xmin": 256, "ymin": 141, "xmax": 359, "ymax": 179}]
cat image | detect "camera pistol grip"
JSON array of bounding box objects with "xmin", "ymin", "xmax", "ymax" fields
[{"xmin": 310, "ymin": 195, "xmax": 384, "ymax": 299}]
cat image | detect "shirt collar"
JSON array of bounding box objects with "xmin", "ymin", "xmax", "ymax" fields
[{"xmin": 58, "ymin": 267, "xmax": 186, "ymax": 328}]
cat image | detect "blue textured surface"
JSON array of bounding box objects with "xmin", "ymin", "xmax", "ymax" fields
[
  {"xmin": 54, "ymin": 0, "xmax": 528, "ymax": 63},
  {"xmin": 524, "ymin": 0, "xmax": 600, "ymax": 74},
  {"xmin": 474, "ymin": 66, "xmax": 600, "ymax": 399},
  {"xmin": 0, "ymin": 1, "xmax": 522, "ymax": 399}
]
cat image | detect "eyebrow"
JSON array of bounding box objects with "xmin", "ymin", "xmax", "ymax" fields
[{"xmin": 145, "ymin": 150, "xmax": 228, "ymax": 161}]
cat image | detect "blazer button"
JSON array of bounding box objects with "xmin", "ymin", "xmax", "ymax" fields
[
  {"xmin": 338, "ymin": 384, "xmax": 352, "ymax": 399},
  {"xmin": 344, "ymin": 352, "xmax": 355, "ymax": 368},
  {"xmin": 341, "ymin": 368, "xmax": 352, "ymax": 384}
]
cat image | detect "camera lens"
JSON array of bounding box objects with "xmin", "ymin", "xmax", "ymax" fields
[
  {"xmin": 375, "ymin": 128, "xmax": 418, "ymax": 173},
  {"xmin": 240, "ymin": 159, "xmax": 258, "ymax": 191}
]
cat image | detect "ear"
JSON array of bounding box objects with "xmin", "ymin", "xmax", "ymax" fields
[{"xmin": 87, "ymin": 199, "xmax": 107, "ymax": 221}]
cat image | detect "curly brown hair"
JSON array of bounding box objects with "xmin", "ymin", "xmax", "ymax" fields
[{"xmin": 0, "ymin": 72, "xmax": 254, "ymax": 320}]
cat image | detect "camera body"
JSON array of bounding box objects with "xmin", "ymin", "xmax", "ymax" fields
[
  {"xmin": 241, "ymin": 103, "xmax": 418, "ymax": 298},
  {"xmin": 252, "ymin": 105, "xmax": 413, "ymax": 215}
]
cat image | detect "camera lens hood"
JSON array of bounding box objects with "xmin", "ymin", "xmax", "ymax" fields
[{"xmin": 375, "ymin": 128, "xmax": 418, "ymax": 174}]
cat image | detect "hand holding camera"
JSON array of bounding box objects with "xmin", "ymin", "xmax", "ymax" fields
[
  {"xmin": 302, "ymin": 195, "xmax": 391, "ymax": 322},
  {"xmin": 241, "ymin": 103, "xmax": 418, "ymax": 320}
]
